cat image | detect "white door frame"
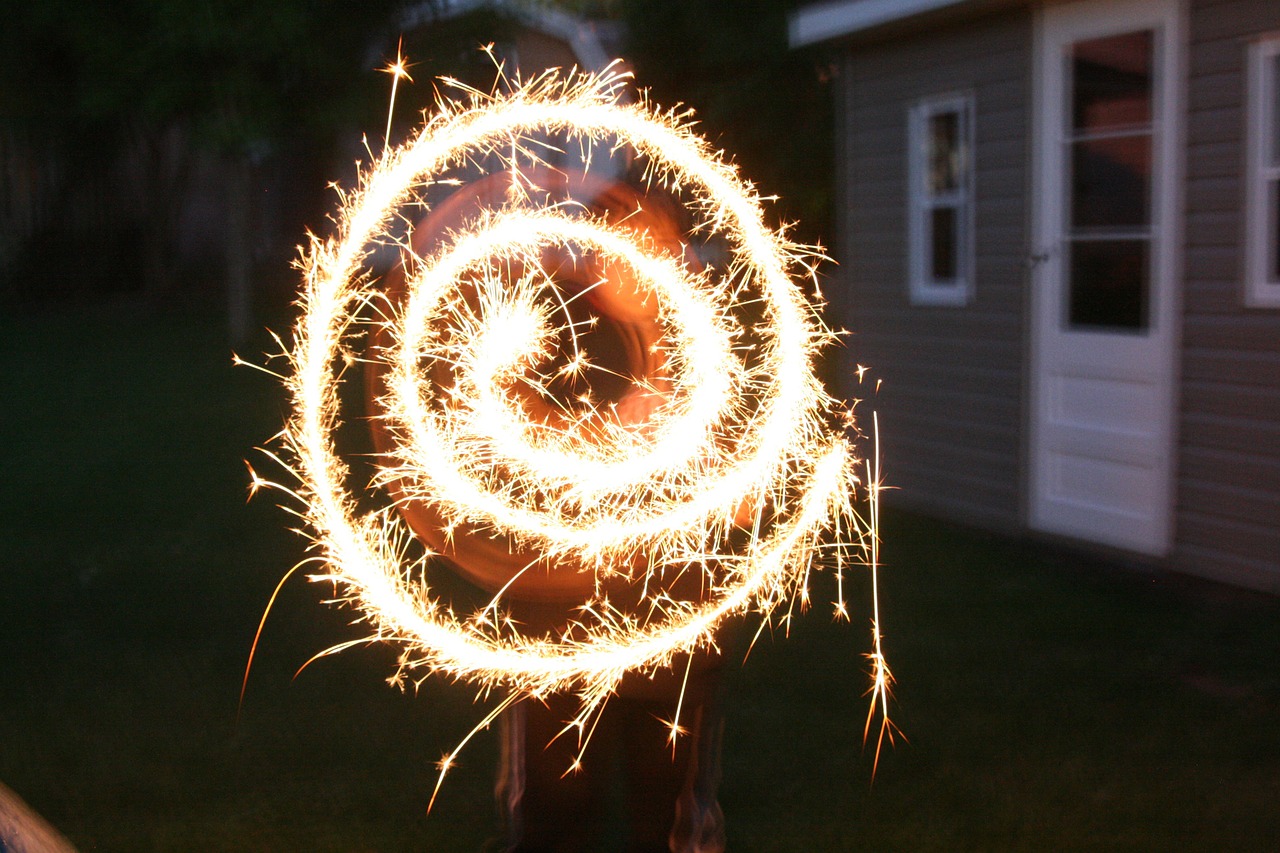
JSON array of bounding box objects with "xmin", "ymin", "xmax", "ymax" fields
[{"xmin": 1028, "ymin": 0, "xmax": 1184, "ymax": 556}]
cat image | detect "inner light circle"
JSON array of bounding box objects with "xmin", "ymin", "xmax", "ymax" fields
[{"xmin": 388, "ymin": 210, "xmax": 743, "ymax": 555}]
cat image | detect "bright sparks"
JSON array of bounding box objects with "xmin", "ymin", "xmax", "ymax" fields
[
  {"xmin": 379, "ymin": 37, "xmax": 414, "ymax": 153},
  {"xmin": 259, "ymin": 64, "xmax": 891, "ymax": 783}
]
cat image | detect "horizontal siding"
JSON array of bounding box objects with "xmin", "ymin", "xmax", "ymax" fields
[
  {"xmin": 1189, "ymin": 0, "xmax": 1280, "ymax": 41},
  {"xmin": 878, "ymin": 385, "xmax": 1021, "ymax": 426},
  {"xmin": 880, "ymin": 434, "xmax": 1020, "ymax": 525},
  {"xmin": 1172, "ymin": 545, "xmax": 1280, "ymax": 594},
  {"xmin": 1181, "ymin": 347, "xmax": 1280, "ymax": 385},
  {"xmin": 881, "ymin": 471, "xmax": 1020, "ymax": 530},
  {"xmin": 1187, "ymin": 70, "xmax": 1242, "ymax": 112},
  {"xmin": 1184, "ymin": 208, "xmax": 1241, "ymax": 247},
  {"xmin": 1179, "ymin": 0, "xmax": 1280, "ymax": 591},
  {"xmin": 1188, "ymin": 33, "xmax": 1246, "ymax": 75},
  {"xmin": 1180, "ymin": 481, "xmax": 1280, "ymax": 530},
  {"xmin": 1182, "ymin": 381, "xmax": 1280, "ymax": 422},
  {"xmin": 1187, "ymin": 140, "xmax": 1241, "ymax": 179},
  {"xmin": 836, "ymin": 8, "xmax": 1032, "ymax": 526},
  {"xmin": 1186, "ymin": 175, "xmax": 1244, "ymax": 212},
  {"xmin": 845, "ymin": 34, "xmax": 1030, "ymax": 89},
  {"xmin": 1178, "ymin": 512, "xmax": 1280, "ymax": 572},
  {"xmin": 1183, "ymin": 314, "xmax": 1280, "ymax": 350},
  {"xmin": 1181, "ymin": 412, "xmax": 1280, "ymax": 455},
  {"xmin": 1187, "ymin": 105, "xmax": 1243, "ymax": 145}
]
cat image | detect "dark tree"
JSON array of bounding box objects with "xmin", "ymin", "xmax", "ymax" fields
[
  {"xmin": 620, "ymin": 0, "xmax": 835, "ymax": 245},
  {"xmin": 0, "ymin": 0, "xmax": 399, "ymax": 335}
]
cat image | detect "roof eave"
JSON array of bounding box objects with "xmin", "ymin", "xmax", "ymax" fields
[{"xmin": 788, "ymin": 0, "xmax": 975, "ymax": 48}]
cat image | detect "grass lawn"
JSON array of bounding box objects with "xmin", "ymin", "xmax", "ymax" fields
[{"xmin": 1, "ymin": 304, "xmax": 1277, "ymax": 851}]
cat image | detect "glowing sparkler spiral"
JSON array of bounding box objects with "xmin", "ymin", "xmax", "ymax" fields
[{"xmin": 272, "ymin": 66, "xmax": 878, "ymax": 726}]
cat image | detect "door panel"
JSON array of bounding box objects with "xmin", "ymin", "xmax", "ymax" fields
[{"xmin": 1030, "ymin": 0, "xmax": 1181, "ymax": 555}]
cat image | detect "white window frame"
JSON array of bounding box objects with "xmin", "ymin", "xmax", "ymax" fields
[
  {"xmin": 907, "ymin": 92, "xmax": 975, "ymax": 306},
  {"xmin": 1245, "ymin": 36, "xmax": 1280, "ymax": 307}
]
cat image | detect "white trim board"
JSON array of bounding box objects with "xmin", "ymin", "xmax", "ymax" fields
[{"xmin": 789, "ymin": 0, "xmax": 972, "ymax": 47}]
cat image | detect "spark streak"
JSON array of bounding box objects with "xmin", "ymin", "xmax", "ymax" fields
[{"xmin": 379, "ymin": 37, "xmax": 414, "ymax": 154}]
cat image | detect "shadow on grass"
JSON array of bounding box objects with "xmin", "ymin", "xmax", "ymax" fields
[{"xmin": 0, "ymin": 305, "xmax": 1276, "ymax": 851}]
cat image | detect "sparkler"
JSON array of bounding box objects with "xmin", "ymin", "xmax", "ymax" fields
[{"xmin": 255, "ymin": 63, "xmax": 892, "ymax": 791}]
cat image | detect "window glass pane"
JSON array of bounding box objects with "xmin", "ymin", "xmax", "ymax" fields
[
  {"xmin": 1071, "ymin": 133, "xmax": 1151, "ymax": 228},
  {"xmin": 1271, "ymin": 53, "xmax": 1280, "ymax": 167},
  {"xmin": 928, "ymin": 110, "xmax": 961, "ymax": 194},
  {"xmin": 1068, "ymin": 239, "xmax": 1149, "ymax": 330},
  {"xmin": 931, "ymin": 206, "xmax": 958, "ymax": 280},
  {"xmin": 1271, "ymin": 178, "xmax": 1280, "ymax": 280},
  {"xmin": 1072, "ymin": 31, "xmax": 1153, "ymax": 132}
]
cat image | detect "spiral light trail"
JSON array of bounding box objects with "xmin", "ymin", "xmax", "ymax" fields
[{"xmin": 258, "ymin": 65, "xmax": 891, "ymax": 782}]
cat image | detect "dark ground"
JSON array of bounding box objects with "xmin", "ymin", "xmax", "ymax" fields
[{"xmin": 1, "ymin": 303, "xmax": 1278, "ymax": 851}]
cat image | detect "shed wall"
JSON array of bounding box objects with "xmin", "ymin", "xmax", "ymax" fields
[
  {"xmin": 1178, "ymin": 0, "xmax": 1280, "ymax": 591},
  {"xmin": 836, "ymin": 9, "xmax": 1033, "ymax": 527}
]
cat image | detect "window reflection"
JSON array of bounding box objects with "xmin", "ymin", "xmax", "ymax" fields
[
  {"xmin": 1272, "ymin": 181, "xmax": 1280, "ymax": 280},
  {"xmin": 1071, "ymin": 135, "xmax": 1150, "ymax": 228},
  {"xmin": 1271, "ymin": 54, "xmax": 1280, "ymax": 167},
  {"xmin": 928, "ymin": 111, "xmax": 961, "ymax": 193},
  {"xmin": 1072, "ymin": 31, "xmax": 1153, "ymax": 131}
]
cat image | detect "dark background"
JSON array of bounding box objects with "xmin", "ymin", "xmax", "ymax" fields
[
  {"xmin": 0, "ymin": 0, "xmax": 832, "ymax": 331},
  {"xmin": 2, "ymin": 1, "xmax": 1278, "ymax": 850}
]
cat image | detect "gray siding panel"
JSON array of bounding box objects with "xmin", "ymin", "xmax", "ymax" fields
[
  {"xmin": 1178, "ymin": 513, "xmax": 1280, "ymax": 574},
  {"xmin": 1182, "ymin": 383, "xmax": 1280, "ymax": 429},
  {"xmin": 1182, "ymin": 348, "xmax": 1280, "ymax": 385},
  {"xmin": 1188, "ymin": 105, "xmax": 1242, "ymax": 145},
  {"xmin": 1173, "ymin": 545, "xmax": 1280, "ymax": 594},
  {"xmin": 1184, "ymin": 209, "xmax": 1241, "ymax": 247},
  {"xmin": 837, "ymin": 9, "xmax": 1032, "ymax": 526},
  {"xmin": 1187, "ymin": 140, "xmax": 1243, "ymax": 179},
  {"xmin": 1181, "ymin": 482, "xmax": 1280, "ymax": 530},
  {"xmin": 1181, "ymin": 0, "xmax": 1280, "ymax": 591},
  {"xmin": 1187, "ymin": 70, "xmax": 1242, "ymax": 112},
  {"xmin": 1190, "ymin": 0, "xmax": 1280, "ymax": 42},
  {"xmin": 1185, "ymin": 246, "xmax": 1242, "ymax": 285},
  {"xmin": 1183, "ymin": 449, "xmax": 1280, "ymax": 493},
  {"xmin": 1186, "ymin": 175, "xmax": 1244, "ymax": 212},
  {"xmin": 1184, "ymin": 315, "xmax": 1280, "ymax": 351},
  {"xmin": 1190, "ymin": 34, "xmax": 1246, "ymax": 75},
  {"xmin": 1182, "ymin": 414, "xmax": 1280, "ymax": 457}
]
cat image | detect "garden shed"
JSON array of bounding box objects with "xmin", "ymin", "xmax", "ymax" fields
[{"xmin": 791, "ymin": 0, "xmax": 1280, "ymax": 592}]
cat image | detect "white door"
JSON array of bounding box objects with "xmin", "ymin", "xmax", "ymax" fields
[{"xmin": 1029, "ymin": 0, "xmax": 1181, "ymax": 556}]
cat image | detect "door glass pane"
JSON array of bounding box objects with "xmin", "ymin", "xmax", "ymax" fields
[
  {"xmin": 1068, "ymin": 239, "xmax": 1149, "ymax": 330},
  {"xmin": 929, "ymin": 111, "xmax": 961, "ymax": 193},
  {"xmin": 1071, "ymin": 134, "xmax": 1151, "ymax": 228},
  {"xmin": 931, "ymin": 206, "xmax": 957, "ymax": 280},
  {"xmin": 1072, "ymin": 32, "xmax": 1153, "ymax": 131}
]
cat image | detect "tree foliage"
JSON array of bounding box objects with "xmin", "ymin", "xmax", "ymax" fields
[
  {"xmin": 1, "ymin": 0, "xmax": 837, "ymax": 307},
  {"xmin": 1, "ymin": 0, "xmax": 403, "ymax": 153},
  {"xmin": 0, "ymin": 0, "xmax": 401, "ymax": 304},
  {"xmin": 619, "ymin": 0, "xmax": 835, "ymax": 244}
]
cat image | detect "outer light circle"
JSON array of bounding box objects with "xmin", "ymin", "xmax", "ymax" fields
[{"xmin": 295, "ymin": 88, "xmax": 839, "ymax": 692}]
